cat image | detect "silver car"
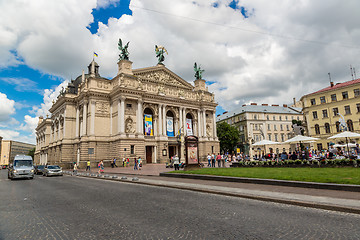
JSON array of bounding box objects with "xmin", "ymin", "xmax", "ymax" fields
[
  {"xmin": 43, "ymin": 165, "xmax": 63, "ymax": 177},
  {"xmin": 8, "ymin": 155, "xmax": 34, "ymax": 180}
]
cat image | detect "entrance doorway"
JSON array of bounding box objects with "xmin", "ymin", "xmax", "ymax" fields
[
  {"xmin": 146, "ymin": 146, "xmax": 152, "ymax": 163},
  {"xmin": 168, "ymin": 146, "xmax": 176, "ymax": 158}
]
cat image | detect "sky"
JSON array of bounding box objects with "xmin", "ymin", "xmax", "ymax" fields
[{"xmin": 0, "ymin": 0, "xmax": 360, "ymax": 144}]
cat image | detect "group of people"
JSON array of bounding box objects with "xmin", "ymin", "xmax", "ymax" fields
[{"xmin": 207, "ymin": 153, "xmax": 227, "ymax": 168}]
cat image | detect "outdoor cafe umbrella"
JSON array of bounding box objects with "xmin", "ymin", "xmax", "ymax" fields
[
  {"xmin": 328, "ymin": 131, "xmax": 360, "ymax": 156},
  {"xmin": 252, "ymin": 139, "xmax": 280, "ymax": 154},
  {"xmin": 283, "ymin": 135, "xmax": 319, "ymax": 151}
]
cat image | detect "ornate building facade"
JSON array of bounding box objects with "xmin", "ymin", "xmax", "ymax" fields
[{"xmin": 35, "ymin": 59, "xmax": 219, "ymax": 167}]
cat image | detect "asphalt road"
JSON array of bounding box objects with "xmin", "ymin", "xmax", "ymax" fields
[{"xmin": 0, "ymin": 170, "xmax": 359, "ymax": 240}]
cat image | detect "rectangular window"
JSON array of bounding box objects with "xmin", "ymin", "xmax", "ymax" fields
[
  {"xmin": 274, "ymin": 124, "xmax": 277, "ymax": 131},
  {"xmin": 268, "ymin": 125, "xmax": 271, "ymax": 131},
  {"xmin": 279, "ymin": 116, "xmax": 282, "ymax": 121},
  {"xmin": 126, "ymin": 103, "xmax": 132, "ymax": 108},
  {"xmin": 280, "ymin": 124, "xmax": 283, "ymax": 131},
  {"xmin": 268, "ymin": 134, "xmax": 271, "ymax": 141},
  {"xmin": 285, "ymin": 116, "xmax": 288, "ymax": 120},
  {"xmin": 357, "ymin": 104, "xmax": 360, "ymax": 113},
  {"xmin": 322, "ymin": 109, "xmax": 328, "ymax": 118},
  {"xmin": 354, "ymin": 89, "xmax": 360, "ymax": 97},
  {"xmin": 333, "ymin": 107, "xmax": 339, "ymax": 116},
  {"xmin": 266, "ymin": 115, "xmax": 269, "ymax": 120},
  {"xmin": 312, "ymin": 111, "xmax": 318, "ymax": 119},
  {"xmin": 345, "ymin": 105, "xmax": 351, "ymax": 115},
  {"xmin": 310, "ymin": 99, "xmax": 316, "ymax": 105},
  {"xmin": 331, "ymin": 94, "xmax": 337, "ymax": 102},
  {"xmin": 273, "ymin": 116, "xmax": 276, "ymax": 120},
  {"xmin": 320, "ymin": 96, "xmax": 326, "ymax": 104},
  {"xmin": 342, "ymin": 91, "xmax": 348, "ymax": 99},
  {"xmin": 286, "ymin": 125, "xmax": 289, "ymax": 131},
  {"xmin": 317, "ymin": 143, "xmax": 323, "ymax": 151},
  {"xmin": 281, "ymin": 134, "xmax": 284, "ymax": 142},
  {"xmin": 130, "ymin": 145, "xmax": 135, "ymax": 155},
  {"xmin": 255, "ymin": 124, "xmax": 258, "ymax": 130},
  {"xmin": 274, "ymin": 134, "xmax": 278, "ymax": 142}
]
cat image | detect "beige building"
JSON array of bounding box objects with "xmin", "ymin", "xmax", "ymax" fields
[
  {"xmin": 301, "ymin": 78, "xmax": 360, "ymax": 150},
  {"xmin": 216, "ymin": 103, "xmax": 303, "ymax": 156},
  {"xmin": 35, "ymin": 58, "xmax": 219, "ymax": 167},
  {"xmin": 0, "ymin": 140, "xmax": 35, "ymax": 166}
]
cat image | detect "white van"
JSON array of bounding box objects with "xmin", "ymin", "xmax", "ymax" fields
[{"xmin": 8, "ymin": 155, "xmax": 35, "ymax": 180}]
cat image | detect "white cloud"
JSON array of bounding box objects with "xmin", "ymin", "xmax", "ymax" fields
[
  {"xmin": 1, "ymin": 0, "xmax": 360, "ymax": 115},
  {"xmin": 0, "ymin": 92, "xmax": 16, "ymax": 122},
  {"xmin": 0, "ymin": 129, "xmax": 20, "ymax": 140}
]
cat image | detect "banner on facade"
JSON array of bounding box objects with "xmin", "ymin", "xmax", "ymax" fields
[
  {"xmin": 166, "ymin": 116, "xmax": 174, "ymax": 137},
  {"xmin": 187, "ymin": 143, "xmax": 198, "ymax": 164},
  {"xmin": 144, "ymin": 114, "xmax": 153, "ymax": 136},
  {"xmin": 186, "ymin": 118, "xmax": 193, "ymax": 136}
]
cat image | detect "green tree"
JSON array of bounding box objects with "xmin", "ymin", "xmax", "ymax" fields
[
  {"xmin": 217, "ymin": 122, "xmax": 240, "ymax": 154},
  {"xmin": 28, "ymin": 147, "xmax": 35, "ymax": 159}
]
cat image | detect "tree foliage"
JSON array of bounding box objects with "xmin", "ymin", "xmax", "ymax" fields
[
  {"xmin": 217, "ymin": 122, "xmax": 240, "ymax": 154},
  {"xmin": 28, "ymin": 147, "xmax": 35, "ymax": 159}
]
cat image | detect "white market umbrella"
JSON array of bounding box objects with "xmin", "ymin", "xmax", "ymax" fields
[
  {"xmin": 328, "ymin": 131, "xmax": 360, "ymax": 156},
  {"xmin": 253, "ymin": 140, "xmax": 280, "ymax": 155},
  {"xmin": 284, "ymin": 135, "xmax": 319, "ymax": 151}
]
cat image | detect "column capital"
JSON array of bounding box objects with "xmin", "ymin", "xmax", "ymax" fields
[{"xmin": 120, "ymin": 96, "xmax": 126, "ymax": 101}]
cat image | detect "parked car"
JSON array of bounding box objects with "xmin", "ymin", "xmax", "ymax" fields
[
  {"xmin": 43, "ymin": 165, "xmax": 63, "ymax": 177},
  {"xmin": 34, "ymin": 165, "xmax": 46, "ymax": 175},
  {"xmin": 8, "ymin": 155, "xmax": 34, "ymax": 180}
]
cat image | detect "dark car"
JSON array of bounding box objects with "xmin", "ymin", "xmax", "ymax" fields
[{"xmin": 34, "ymin": 165, "xmax": 46, "ymax": 175}]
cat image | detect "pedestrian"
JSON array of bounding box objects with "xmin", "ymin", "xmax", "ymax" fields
[
  {"xmin": 173, "ymin": 154, "xmax": 180, "ymax": 170},
  {"xmin": 134, "ymin": 157, "xmax": 138, "ymax": 170},
  {"xmin": 98, "ymin": 160, "xmax": 104, "ymax": 174},
  {"xmin": 73, "ymin": 162, "xmax": 77, "ymax": 175},
  {"xmin": 138, "ymin": 157, "xmax": 142, "ymax": 170},
  {"xmin": 122, "ymin": 157, "xmax": 125, "ymax": 167},
  {"xmin": 216, "ymin": 153, "xmax": 221, "ymax": 167},
  {"xmin": 211, "ymin": 153, "xmax": 215, "ymax": 167},
  {"xmin": 221, "ymin": 154, "xmax": 225, "ymax": 167},
  {"xmin": 207, "ymin": 153, "xmax": 211, "ymax": 167},
  {"xmin": 86, "ymin": 160, "xmax": 91, "ymax": 171},
  {"xmin": 113, "ymin": 157, "xmax": 117, "ymax": 167}
]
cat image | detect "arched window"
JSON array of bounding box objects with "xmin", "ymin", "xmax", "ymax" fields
[
  {"xmin": 324, "ymin": 123, "xmax": 331, "ymax": 133},
  {"xmin": 144, "ymin": 108, "xmax": 154, "ymax": 136},
  {"xmin": 166, "ymin": 111, "xmax": 175, "ymax": 137},
  {"xmin": 185, "ymin": 113, "xmax": 194, "ymax": 136},
  {"xmin": 336, "ymin": 121, "xmax": 340, "ymax": 132},
  {"xmin": 347, "ymin": 119, "xmax": 354, "ymax": 131},
  {"xmin": 315, "ymin": 124, "xmax": 320, "ymax": 135}
]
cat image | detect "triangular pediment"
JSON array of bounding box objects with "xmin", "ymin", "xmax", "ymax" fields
[{"xmin": 133, "ymin": 65, "xmax": 194, "ymax": 90}]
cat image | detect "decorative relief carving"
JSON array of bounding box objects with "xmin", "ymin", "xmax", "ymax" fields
[
  {"xmin": 125, "ymin": 117, "xmax": 135, "ymax": 134},
  {"xmin": 158, "ymin": 85, "xmax": 165, "ymax": 95},
  {"xmin": 96, "ymin": 101, "xmax": 109, "ymax": 115},
  {"xmin": 206, "ymin": 124, "xmax": 212, "ymax": 137},
  {"xmin": 138, "ymin": 71, "xmax": 183, "ymax": 87}
]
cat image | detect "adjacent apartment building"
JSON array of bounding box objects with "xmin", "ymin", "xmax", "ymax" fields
[
  {"xmin": 0, "ymin": 140, "xmax": 35, "ymax": 166},
  {"xmin": 216, "ymin": 103, "xmax": 303, "ymax": 156},
  {"xmin": 301, "ymin": 78, "xmax": 360, "ymax": 150}
]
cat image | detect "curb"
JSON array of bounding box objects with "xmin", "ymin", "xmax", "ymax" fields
[
  {"xmin": 64, "ymin": 172, "xmax": 360, "ymax": 215},
  {"xmin": 159, "ymin": 173, "xmax": 360, "ymax": 192}
]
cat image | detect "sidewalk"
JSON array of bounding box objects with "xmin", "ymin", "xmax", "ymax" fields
[{"xmin": 75, "ymin": 164, "xmax": 360, "ymax": 214}]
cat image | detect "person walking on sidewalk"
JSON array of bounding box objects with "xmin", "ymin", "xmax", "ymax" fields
[
  {"xmin": 211, "ymin": 153, "xmax": 216, "ymax": 167},
  {"xmin": 173, "ymin": 155, "xmax": 180, "ymax": 171},
  {"xmin": 113, "ymin": 157, "xmax": 117, "ymax": 167},
  {"xmin": 138, "ymin": 157, "xmax": 142, "ymax": 170},
  {"xmin": 216, "ymin": 153, "xmax": 221, "ymax": 167},
  {"xmin": 134, "ymin": 157, "xmax": 138, "ymax": 170},
  {"xmin": 98, "ymin": 160, "xmax": 104, "ymax": 174},
  {"xmin": 207, "ymin": 153, "xmax": 211, "ymax": 167},
  {"xmin": 73, "ymin": 162, "xmax": 78, "ymax": 175},
  {"xmin": 86, "ymin": 160, "xmax": 91, "ymax": 172}
]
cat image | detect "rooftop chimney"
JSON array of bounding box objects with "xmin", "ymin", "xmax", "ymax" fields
[
  {"xmin": 250, "ymin": 103, "xmax": 257, "ymax": 105},
  {"xmin": 283, "ymin": 104, "xmax": 288, "ymax": 107},
  {"xmin": 242, "ymin": 104, "xmax": 246, "ymax": 107},
  {"xmin": 272, "ymin": 104, "xmax": 279, "ymax": 106},
  {"xmin": 330, "ymin": 82, "xmax": 334, "ymax": 87},
  {"xmin": 262, "ymin": 104, "xmax": 268, "ymax": 106},
  {"xmin": 293, "ymin": 97, "xmax": 296, "ymax": 105}
]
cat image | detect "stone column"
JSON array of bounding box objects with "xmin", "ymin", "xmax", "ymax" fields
[
  {"xmin": 90, "ymin": 101, "xmax": 95, "ymax": 135},
  {"xmin": 183, "ymin": 108, "xmax": 186, "ymax": 136},
  {"xmin": 197, "ymin": 109, "xmax": 201, "ymax": 137},
  {"xmin": 63, "ymin": 109, "xmax": 66, "ymax": 138},
  {"xmin": 179, "ymin": 107, "xmax": 183, "ymax": 134},
  {"xmin": 83, "ymin": 102, "xmax": 87, "ymax": 136},
  {"xmin": 137, "ymin": 99, "xmax": 143, "ymax": 134},
  {"xmin": 117, "ymin": 99, "xmax": 121, "ymax": 133},
  {"xmin": 213, "ymin": 111, "xmax": 217, "ymax": 138},
  {"xmin": 154, "ymin": 117, "xmax": 158, "ymax": 136},
  {"xmin": 162, "ymin": 105, "xmax": 166, "ymax": 136},
  {"xmin": 110, "ymin": 102, "xmax": 113, "ymax": 135},
  {"xmin": 202, "ymin": 109, "xmax": 207, "ymax": 137},
  {"xmin": 194, "ymin": 119, "xmax": 198, "ymax": 136},
  {"xmin": 158, "ymin": 104, "xmax": 163, "ymax": 136},
  {"xmin": 120, "ymin": 97, "xmax": 125, "ymax": 134}
]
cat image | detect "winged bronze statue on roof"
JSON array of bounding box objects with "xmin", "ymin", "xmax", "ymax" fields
[{"xmin": 118, "ymin": 38, "xmax": 130, "ymax": 61}]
